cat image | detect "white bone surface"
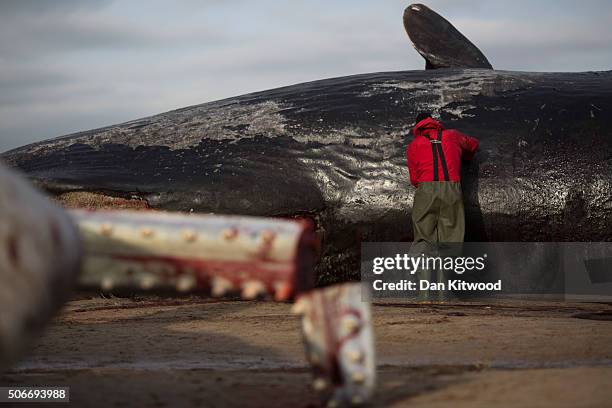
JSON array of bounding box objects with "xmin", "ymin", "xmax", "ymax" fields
[
  {"xmin": 69, "ymin": 209, "xmax": 313, "ymax": 298},
  {"xmin": 0, "ymin": 163, "xmax": 81, "ymax": 368},
  {"xmin": 294, "ymin": 283, "xmax": 376, "ymax": 405}
]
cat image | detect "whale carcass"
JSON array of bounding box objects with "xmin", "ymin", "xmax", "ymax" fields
[{"xmin": 2, "ymin": 4, "xmax": 612, "ymax": 282}]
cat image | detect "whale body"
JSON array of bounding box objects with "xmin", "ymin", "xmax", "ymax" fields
[{"xmin": 2, "ymin": 5, "xmax": 612, "ymax": 282}]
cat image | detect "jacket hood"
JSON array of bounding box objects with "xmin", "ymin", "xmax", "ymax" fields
[{"xmin": 414, "ymin": 117, "xmax": 444, "ymax": 138}]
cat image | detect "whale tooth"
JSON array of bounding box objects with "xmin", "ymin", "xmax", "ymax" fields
[
  {"xmin": 99, "ymin": 223, "xmax": 113, "ymax": 236},
  {"xmin": 290, "ymin": 297, "xmax": 307, "ymax": 315},
  {"xmin": 312, "ymin": 378, "xmax": 327, "ymax": 392},
  {"xmin": 222, "ymin": 227, "xmax": 238, "ymax": 240},
  {"xmin": 343, "ymin": 316, "xmax": 361, "ymax": 333},
  {"xmin": 140, "ymin": 227, "xmax": 154, "ymax": 238},
  {"xmin": 347, "ymin": 349, "xmax": 363, "ymax": 363},
  {"xmin": 101, "ymin": 276, "xmax": 114, "ymax": 291},
  {"xmin": 351, "ymin": 371, "xmax": 365, "ymax": 384},
  {"xmin": 242, "ymin": 280, "xmax": 266, "ymax": 300},
  {"xmin": 260, "ymin": 229, "xmax": 276, "ymax": 244},
  {"xmin": 139, "ymin": 275, "xmax": 156, "ymax": 290},
  {"xmin": 176, "ymin": 274, "xmax": 196, "ymax": 292},
  {"xmin": 182, "ymin": 229, "xmax": 197, "ymax": 242},
  {"xmin": 273, "ymin": 281, "xmax": 292, "ymax": 302},
  {"xmin": 211, "ymin": 277, "xmax": 233, "ymax": 297}
]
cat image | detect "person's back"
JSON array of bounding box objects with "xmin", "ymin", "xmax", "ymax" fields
[{"xmin": 406, "ymin": 113, "xmax": 479, "ymax": 243}]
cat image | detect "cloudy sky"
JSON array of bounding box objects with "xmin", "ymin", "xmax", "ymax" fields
[{"xmin": 1, "ymin": 0, "xmax": 611, "ymax": 152}]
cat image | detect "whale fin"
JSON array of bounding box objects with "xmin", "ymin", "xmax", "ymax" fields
[{"xmin": 404, "ymin": 4, "xmax": 493, "ymax": 70}]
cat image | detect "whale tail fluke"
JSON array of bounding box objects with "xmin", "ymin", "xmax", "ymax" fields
[{"xmin": 404, "ymin": 3, "xmax": 493, "ymax": 70}]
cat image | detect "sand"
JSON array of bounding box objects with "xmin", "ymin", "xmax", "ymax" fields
[{"xmin": 2, "ymin": 297, "xmax": 611, "ymax": 407}]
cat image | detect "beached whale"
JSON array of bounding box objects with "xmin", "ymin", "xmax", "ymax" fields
[{"xmin": 2, "ymin": 4, "xmax": 612, "ymax": 281}]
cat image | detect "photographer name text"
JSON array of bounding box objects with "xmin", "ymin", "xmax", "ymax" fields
[{"xmin": 372, "ymin": 279, "xmax": 502, "ymax": 291}]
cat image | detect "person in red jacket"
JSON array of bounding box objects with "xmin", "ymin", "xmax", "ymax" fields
[{"xmin": 407, "ymin": 112, "xmax": 479, "ymax": 243}]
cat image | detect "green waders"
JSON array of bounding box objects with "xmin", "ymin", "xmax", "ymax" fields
[
  {"xmin": 412, "ymin": 182, "xmax": 465, "ymax": 244},
  {"xmin": 411, "ymin": 182, "xmax": 465, "ymax": 301},
  {"xmin": 410, "ymin": 129, "xmax": 466, "ymax": 300}
]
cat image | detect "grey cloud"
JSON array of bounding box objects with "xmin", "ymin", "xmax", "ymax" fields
[
  {"xmin": 0, "ymin": 0, "xmax": 111, "ymax": 15},
  {"xmin": 0, "ymin": 14, "xmax": 228, "ymax": 57},
  {"xmin": 0, "ymin": 65, "xmax": 76, "ymax": 106},
  {"xmin": 454, "ymin": 16, "xmax": 612, "ymax": 71}
]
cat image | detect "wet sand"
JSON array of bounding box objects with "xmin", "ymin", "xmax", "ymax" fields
[{"xmin": 2, "ymin": 297, "xmax": 611, "ymax": 407}]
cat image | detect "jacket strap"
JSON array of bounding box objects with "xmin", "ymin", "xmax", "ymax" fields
[{"xmin": 427, "ymin": 130, "xmax": 449, "ymax": 181}]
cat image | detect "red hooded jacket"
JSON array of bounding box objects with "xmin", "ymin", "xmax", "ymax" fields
[{"xmin": 406, "ymin": 117, "xmax": 479, "ymax": 187}]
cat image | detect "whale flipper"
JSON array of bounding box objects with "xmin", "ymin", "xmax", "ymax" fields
[{"xmin": 404, "ymin": 3, "xmax": 493, "ymax": 70}]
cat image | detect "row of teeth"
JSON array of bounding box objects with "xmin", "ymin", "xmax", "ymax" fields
[
  {"xmin": 91, "ymin": 222, "xmax": 285, "ymax": 298},
  {"xmin": 304, "ymin": 312, "xmax": 368, "ymax": 406},
  {"xmin": 98, "ymin": 223, "xmax": 276, "ymax": 244},
  {"xmin": 97, "ymin": 273, "xmax": 287, "ymax": 300}
]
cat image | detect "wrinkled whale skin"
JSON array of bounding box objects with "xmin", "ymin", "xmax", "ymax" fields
[{"xmin": 3, "ymin": 68, "xmax": 612, "ymax": 281}]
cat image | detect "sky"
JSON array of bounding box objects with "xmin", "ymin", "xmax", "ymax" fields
[{"xmin": 1, "ymin": 0, "xmax": 612, "ymax": 152}]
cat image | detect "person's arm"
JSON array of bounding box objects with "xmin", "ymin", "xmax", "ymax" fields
[
  {"xmin": 406, "ymin": 143, "xmax": 419, "ymax": 187},
  {"xmin": 456, "ymin": 131, "xmax": 479, "ymax": 160}
]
